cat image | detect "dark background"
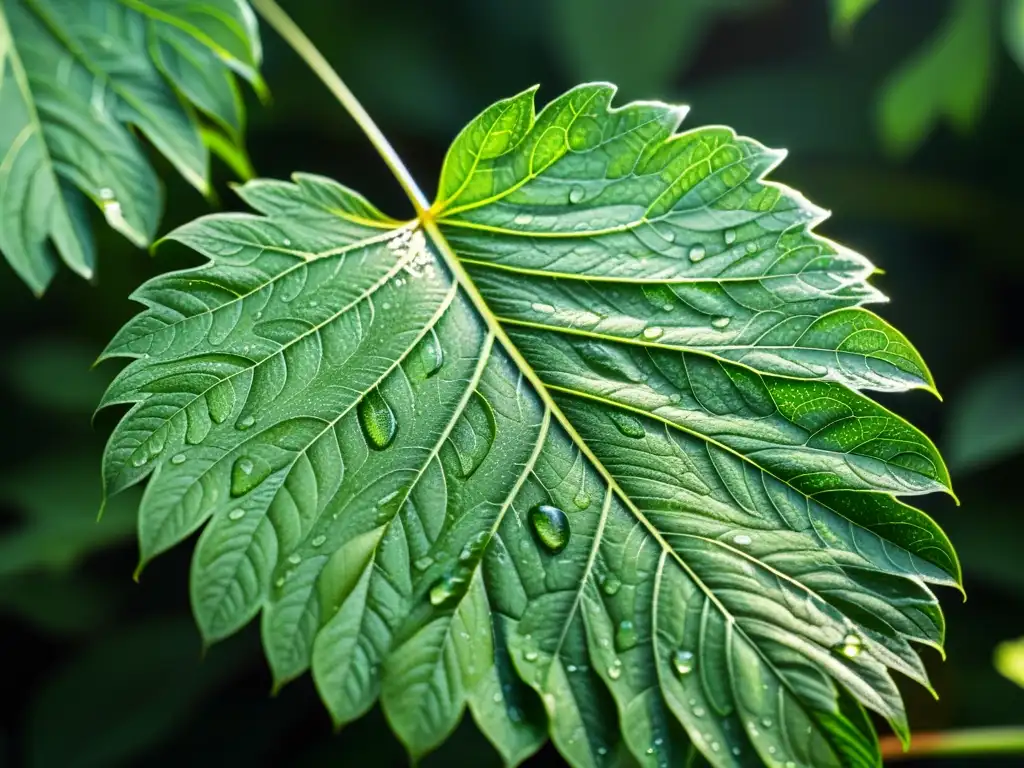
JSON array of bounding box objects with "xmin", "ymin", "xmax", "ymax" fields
[{"xmin": 2, "ymin": 1, "xmax": 1022, "ymax": 765}]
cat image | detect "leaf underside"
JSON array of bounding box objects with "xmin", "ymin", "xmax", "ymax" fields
[
  {"xmin": 100, "ymin": 84, "xmax": 959, "ymax": 768},
  {"xmin": 0, "ymin": 0, "xmax": 261, "ymax": 293}
]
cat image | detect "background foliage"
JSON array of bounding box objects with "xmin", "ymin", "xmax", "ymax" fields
[{"xmin": 2, "ymin": 0, "xmax": 1022, "ymax": 765}]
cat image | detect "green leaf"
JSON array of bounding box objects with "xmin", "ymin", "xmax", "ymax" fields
[
  {"xmin": 876, "ymin": 0, "xmax": 994, "ymax": 157},
  {"xmin": 945, "ymin": 357, "xmax": 1024, "ymax": 472},
  {"xmin": 101, "ymin": 85, "xmax": 958, "ymax": 767},
  {"xmin": 829, "ymin": 0, "xmax": 880, "ymax": 37},
  {"xmin": 0, "ymin": 0, "xmax": 261, "ymax": 294}
]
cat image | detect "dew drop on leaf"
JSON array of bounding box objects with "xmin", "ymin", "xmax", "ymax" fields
[
  {"xmin": 429, "ymin": 571, "xmax": 465, "ymax": 606},
  {"xmin": 230, "ymin": 455, "xmax": 271, "ymax": 497},
  {"xmin": 573, "ymin": 491, "xmax": 591, "ymax": 510},
  {"xmin": 419, "ymin": 329, "xmax": 444, "ymax": 378},
  {"xmin": 688, "ymin": 245, "xmax": 706, "ymax": 262},
  {"xmin": 711, "ymin": 316, "xmax": 731, "ymax": 329},
  {"xmin": 733, "ymin": 534, "xmax": 752, "ymax": 546},
  {"xmin": 600, "ymin": 574, "xmax": 621, "ymax": 596},
  {"xmin": 672, "ymin": 648, "xmax": 695, "ymax": 676},
  {"xmin": 170, "ymin": 453, "xmax": 186, "ymax": 465},
  {"xmin": 311, "ymin": 535, "xmax": 327, "ymax": 547},
  {"xmin": 531, "ymin": 302, "xmax": 555, "ymax": 314},
  {"xmin": 609, "ymin": 411, "xmax": 645, "ymax": 439},
  {"xmin": 358, "ymin": 388, "xmax": 397, "ymax": 450},
  {"xmin": 131, "ymin": 454, "xmax": 148, "ymax": 468},
  {"xmin": 287, "ymin": 553, "xmax": 301, "ymax": 565},
  {"xmin": 568, "ymin": 186, "xmax": 585, "ymax": 204},
  {"xmin": 529, "ymin": 504, "xmax": 570, "ymax": 553},
  {"xmin": 724, "ymin": 229, "xmax": 737, "ymax": 245},
  {"xmin": 413, "ymin": 555, "xmax": 434, "ymax": 571},
  {"xmin": 616, "ymin": 619, "xmax": 637, "ymax": 651},
  {"xmin": 513, "ymin": 213, "xmax": 533, "ymax": 225},
  {"xmin": 236, "ymin": 414, "xmax": 256, "ymax": 431},
  {"xmin": 607, "ymin": 658, "xmax": 622, "ymax": 680},
  {"xmin": 228, "ymin": 508, "xmax": 245, "ymax": 521},
  {"xmin": 838, "ymin": 632, "xmax": 863, "ymax": 658},
  {"xmin": 642, "ymin": 326, "xmax": 664, "ymax": 340}
]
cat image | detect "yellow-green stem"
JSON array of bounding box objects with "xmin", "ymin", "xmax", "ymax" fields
[{"xmin": 249, "ymin": 0, "xmax": 429, "ymax": 215}]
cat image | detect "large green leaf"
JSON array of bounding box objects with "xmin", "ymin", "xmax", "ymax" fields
[
  {"xmin": 0, "ymin": 0, "xmax": 261, "ymax": 293},
  {"xmin": 100, "ymin": 85, "xmax": 958, "ymax": 768}
]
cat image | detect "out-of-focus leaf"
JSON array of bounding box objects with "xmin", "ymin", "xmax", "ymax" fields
[
  {"xmin": 995, "ymin": 637, "xmax": 1024, "ymax": 689},
  {"xmin": 946, "ymin": 357, "xmax": 1024, "ymax": 472},
  {"xmin": 877, "ymin": 0, "xmax": 994, "ymax": 157},
  {"xmin": 0, "ymin": 452, "xmax": 137, "ymax": 576},
  {"xmin": 830, "ymin": 0, "xmax": 880, "ymax": 36},
  {"xmin": 3, "ymin": 338, "xmax": 111, "ymax": 415},
  {"xmin": 1005, "ymin": 0, "xmax": 1024, "ymax": 73},
  {"xmin": 0, "ymin": 572, "xmax": 121, "ymax": 635},
  {"xmin": 550, "ymin": 0, "xmax": 768, "ymax": 98},
  {"xmin": 0, "ymin": 0, "xmax": 261, "ymax": 293},
  {"xmin": 25, "ymin": 618, "xmax": 249, "ymax": 768}
]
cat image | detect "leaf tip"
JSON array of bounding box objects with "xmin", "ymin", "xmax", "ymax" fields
[{"xmin": 132, "ymin": 560, "xmax": 145, "ymax": 583}]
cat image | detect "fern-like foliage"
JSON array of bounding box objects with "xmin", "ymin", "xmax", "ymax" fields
[
  {"xmin": 100, "ymin": 84, "xmax": 959, "ymax": 768},
  {"xmin": 0, "ymin": 0, "xmax": 261, "ymax": 293}
]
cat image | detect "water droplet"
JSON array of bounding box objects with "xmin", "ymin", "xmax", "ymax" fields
[
  {"xmin": 761, "ymin": 717, "xmax": 773, "ymax": 728},
  {"xmin": 358, "ymin": 388, "xmax": 397, "ymax": 450},
  {"xmin": 711, "ymin": 741, "xmax": 721, "ymax": 752},
  {"xmin": 746, "ymin": 241, "xmax": 757, "ymax": 254},
  {"xmin": 609, "ymin": 411, "xmax": 645, "ymax": 439},
  {"xmin": 568, "ymin": 186, "xmax": 585, "ymax": 204},
  {"xmin": 413, "ymin": 555, "xmax": 434, "ymax": 571},
  {"xmin": 283, "ymin": 238, "xmax": 292, "ymax": 246},
  {"xmin": 607, "ymin": 659, "xmax": 622, "ymax": 680},
  {"xmin": 573, "ymin": 491, "xmax": 591, "ymax": 510},
  {"xmin": 531, "ymin": 302, "xmax": 555, "ymax": 314},
  {"xmin": 429, "ymin": 571, "xmax": 465, "ymax": 606},
  {"xmin": 228, "ymin": 508, "xmax": 246, "ymax": 521},
  {"xmin": 420, "ymin": 330, "xmax": 444, "ymax": 378},
  {"xmin": 311, "ymin": 535, "xmax": 327, "ymax": 547},
  {"xmin": 287, "ymin": 553, "xmax": 302, "ymax": 565},
  {"xmin": 615, "ymin": 619, "xmax": 637, "ymax": 651},
  {"xmin": 768, "ymin": 746, "xmax": 776, "ymax": 755},
  {"xmin": 693, "ymin": 706, "xmax": 706, "ymax": 717},
  {"xmin": 839, "ymin": 632, "xmax": 863, "ymax": 658},
  {"xmin": 662, "ymin": 229, "xmax": 676, "ymax": 242},
  {"xmin": 688, "ymin": 245, "xmax": 706, "ymax": 263},
  {"xmin": 231, "ymin": 455, "xmax": 271, "ymax": 497},
  {"xmin": 529, "ymin": 504, "xmax": 570, "ymax": 554},
  {"xmin": 275, "ymin": 576, "xmax": 285, "ymax": 588},
  {"xmin": 724, "ymin": 229, "xmax": 737, "ymax": 245},
  {"xmin": 236, "ymin": 415, "xmax": 256, "ymax": 431},
  {"xmin": 131, "ymin": 454, "xmax": 148, "ymax": 468},
  {"xmin": 711, "ymin": 316, "xmax": 731, "ymax": 329},
  {"xmin": 171, "ymin": 453, "xmax": 187, "ymax": 465},
  {"xmin": 785, "ymin": 762, "xmax": 796, "ymax": 768},
  {"xmin": 597, "ymin": 746, "xmax": 607, "ymax": 756},
  {"xmin": 514, "ymin": 213, "xmax": 533, "ymax": 225},
  {"xmin": 733, "ymin": 534, "xmax": 752, "ymax": 546},
  {"xmin": 732, "ymin": 747, "xmax": 742, "ymax": 757},
  {"xmin": 99, "ymin": 187, "xmax": 115, "ymax": 201},
  {"xmin": 643, "ymin": 326, "xmax": 664, "ymax": 340},
  {"xmin": 601, "ymin": 574, "xmax": 622, "ymax": 596},
  {"xmin": 672, "ymin": 648, "xmax": 695, "ymax": 676},
  {"xmin": 524, "ymin": 650, "xmax": 539, "ymax": 662}
]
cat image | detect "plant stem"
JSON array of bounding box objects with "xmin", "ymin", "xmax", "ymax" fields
[
  {"xmin": 880, "ymin": 728, "xmax": 1024, "ymax": 761},
  {"xmin": 249, "ymin": 0, "xmax": 429, "ymax": 215}
]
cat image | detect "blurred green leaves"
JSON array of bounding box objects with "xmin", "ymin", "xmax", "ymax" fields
[
  {"xmin": 876, "ymin": 0, "xmax": 994, "ymax": 158},
  {"xmin": 549, "ymin": 0, "xmax": 769, "ymax": 98},
  {"xmin": 0, "ymin": 0, "xmax": 262, "ymax": 293},
  {"xmin": 946, "ymin": 357, "xmax": 1024, "ymax": 472},
  {"xmin": 830, "ymin": 0, "xmax": 880, "ymax": 37},
  {"xmin": 995, "ymin": 637, "xmax": 1024, "ymax": 689}
]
